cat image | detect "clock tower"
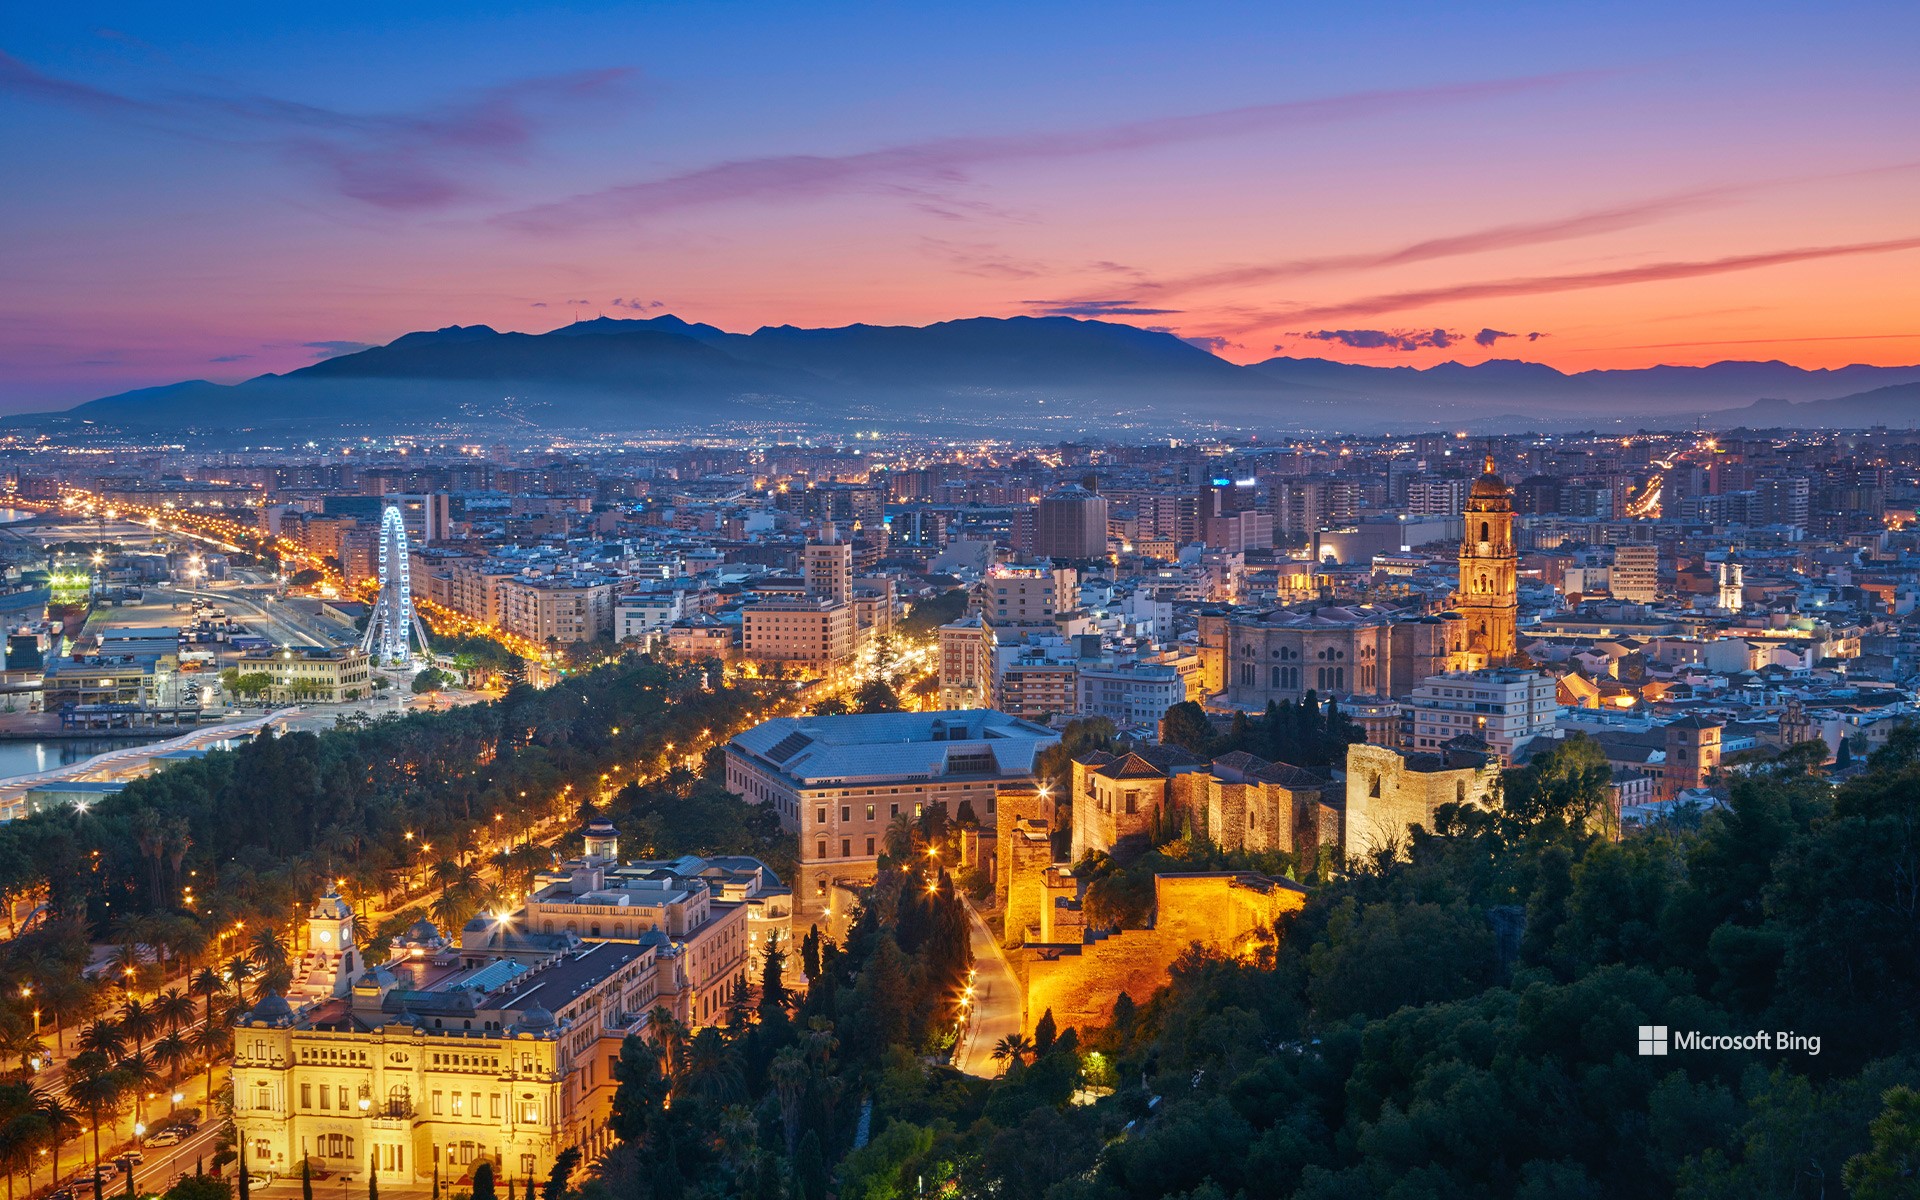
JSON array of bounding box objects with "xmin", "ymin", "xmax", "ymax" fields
[
  {"xmin": 1455, "ymin": 455, "xmax": 1518, "ymax": 668},
  {"xmin": 293, "ymin": 887, "xmax": 362, "ymax": 1002}
]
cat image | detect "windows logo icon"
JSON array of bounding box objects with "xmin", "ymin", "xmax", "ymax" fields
[{"xmin": 1638, "ymin": 1025, "xmax": 1669, "ymax": 1056}]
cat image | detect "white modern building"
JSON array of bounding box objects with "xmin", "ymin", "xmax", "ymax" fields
[
  {"xmin": 1076, "ymin": 661, "xmax": 1185, "ymax": 734},
  {"xmin": 1406, "ymin": 668, "xmax": 1558, "ymax": 762}
]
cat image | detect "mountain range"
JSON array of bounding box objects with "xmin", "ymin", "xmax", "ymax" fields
[{"xmin": 28, "ymin": 315, "xmax": 1920, "ymax": 436}]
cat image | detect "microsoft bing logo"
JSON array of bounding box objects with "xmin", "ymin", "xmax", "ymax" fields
[{"xmin": 1638, "ymin": 1025, "xmax": 1669, "ymax": 1055}]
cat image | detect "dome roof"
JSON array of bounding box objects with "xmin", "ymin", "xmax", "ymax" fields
[
  {"xmin": 246, "ymin": 990, "xmax": 294, "ymax": 1024},
  {"xmin": 1470, "ymin": 455, "xmax": 1510, "ymax": 499},
  {"xmin": 514, "ymin": 1003, "xmax": 557, "ymax": 1033}
]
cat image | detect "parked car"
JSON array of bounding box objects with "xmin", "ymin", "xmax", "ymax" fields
[
  {"xmin": 147, "ymin": 1130, "xmax": 183, "ymax": 1147},
  {"xmin": 116, "ymin": 1150, "xmax": 144, "ymax": 1164}
]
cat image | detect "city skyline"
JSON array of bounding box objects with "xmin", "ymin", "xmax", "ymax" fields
[{"xmin": 5, "ymin": 1, "xmax": 1920, "ymax": 408}]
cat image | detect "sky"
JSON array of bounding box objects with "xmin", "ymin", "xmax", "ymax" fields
[{"xmin": 3, "ymin": 0, "xmax": 1919, "ymax": 410}]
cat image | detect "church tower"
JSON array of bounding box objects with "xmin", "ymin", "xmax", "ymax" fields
[
  {"xmin": 1716, "ymin": 559, "xmax": 1744, "ymax": 612},
  {"xmin": 1455, "ymin": 455, "xmax": 1518, "ymax": 667}
]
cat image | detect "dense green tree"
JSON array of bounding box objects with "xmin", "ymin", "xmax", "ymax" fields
[
  {"xmin": 1842, "ymin": 1085, "xmax": 1920, "ymax": 1199},
  {"xmin": 1159, "ymin": 702, "xmax": 1215, "ymax": 754}
]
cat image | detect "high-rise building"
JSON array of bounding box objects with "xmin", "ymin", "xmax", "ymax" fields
[
  {"xmin": 1033, "ymin": 485, "xmax": 1109, "ymax": 560},
  {"xmin": 1454, "ymin": 456, "xmax": 1518, "ymax": 668},
  {"xmin": 1611, "ymin": 545, "xmax": 1660, "ymax": 602},
  {"xmin": 981, "ymin": 565, "xmax": 1075, "ymax": 628},
  {"xmin": 937, "ymin": 616, "xmax": 992, "ymax": 709},
  {"xmin": 1406, "ymin": 476, "xmax": 1470, "ymax": 517},
  {"xmin": 741, "ymin": 598, "xmax": 856, "ymax": 667},
  {"xmin": 803, "ymin": 539, "xmax": 853, "ymax": 605}
]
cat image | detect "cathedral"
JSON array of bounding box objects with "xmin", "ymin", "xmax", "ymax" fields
[{"xmin": 1454, "ymin": 455, "xmax": 1518, "ymax": 668}]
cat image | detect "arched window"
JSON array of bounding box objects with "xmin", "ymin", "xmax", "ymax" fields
[{"xmin": 1481, "ymin": 521, "xmax": 1490, "ymax": 541}]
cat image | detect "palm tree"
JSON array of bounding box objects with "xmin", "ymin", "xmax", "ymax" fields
[
  {"xmin": 153, "ymin": 989, "xmax": 195, "ymax": 1035},
  {"xmin": 190, "ymin": 968, "xmax": 223, "ymax": 1027},
  {"xmin": 428, "ymin": 860, "xmax": 463, "ymax": 895},
  {"xmin": 248, "ymin": 930, "xmax": 291, "ymax": 994},
  {"xmin": 0, "ymin": 1015, "xmax": 46, "ymax": 1074},
  {"xmin": 65, "ymin": 1054, "xmax": 123, "ymax": 1178},
  {"xmin": 680, "ymin": 1028, "xmax": 744, "ymax": 1108},
  {"xmin": 223, "ymin": 957, "xmax": 257, "ymax": 1003},
  {"xmin": 429, "ymin": 886, "xmax": 476, "ymax": 933},
  {"xmin": 767, "ymin": 1049, "xmax": 807, "ymax": 1157},
  {"xmin": 193, "ymin": 1022, "xmax": 226, "ymax": 1100},
  {"xmin": 78, "ymin": 1020, "xmax": 125, "ymax": 1064},
  {"xmin": 107, "ymin": 942, "xmax": 145, "ymax": 994},
  {"xmin": 990, "ymin": 1034, "xmax": 1032, "ymax": 1072},
  {"xmin": 119, "ymin": 998, "xmax": 159, "ymax": 1057},
  {"xmin": 41, "ymin": 976, "xmax": 97, "ymax": 1056},
  {"xmin": 646, "ymin": 1006, "xmax": 688, "ymax": 1083},
  {"xmin": 0, "ymin": 1083, "xmax": 40, "ymax": 1200},
  {"xmin": 117, "ymin": 1053, "xmax": 160, "ymax": 1126},
  {"xmin": 34, "ymin": 1089, "xmax": 81, "ymax": 1189},
  {"xmin": 151, "ymin": 1033, "xmax": 192, "ymax": 1094},
  {"xmin": 165, "ymin": 916, "xmax": 210, "ymax": 976}
]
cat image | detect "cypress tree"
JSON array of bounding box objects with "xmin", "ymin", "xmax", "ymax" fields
[{"xmin": 793, "ymin": 1130, "xmax": 827, "ymax": 1200}]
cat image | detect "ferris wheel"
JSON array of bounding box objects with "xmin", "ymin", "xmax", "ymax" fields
[{"xmin": 361, "ymin": 505, "xmax": 431, "ymax": 667}]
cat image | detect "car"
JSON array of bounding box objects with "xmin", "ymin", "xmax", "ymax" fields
[
  {"xmin": 116, "ymin": 1151, "xmax": 144, "ymax": 1164},
  {"xmin": 147, "ymin": 1131, "xmax": 183, "ymax": 1147},
  {"xmin": 47, "ymin": 1189, "xmax": 74, "ymax": 1200}
]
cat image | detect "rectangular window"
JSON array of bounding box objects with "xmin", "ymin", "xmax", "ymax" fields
[
  {"xmin": 840, "ymin": 838, "xmax": 851, "ymax": 857},
  {"xmin": 865, "ymin": 837, "xmax": 875, "ymax": 855},
  {"xmin": 433, "ymin": 1091, "xmax": 444, "ymax": 1115},
  {"xmin": 491, "ymin": 1094, "xmax": 502, "ymax": 1119},
  {"xmin": 816, "ymin": 839, "xmax": 826, "ymax": 859},
  {"xmin": 890, "ymin": 803, "xmax": 899, "ymax": 817},
  {"xmin": 471, "ymin": 1092, "xmax": 482, "ymax": 1117},
  {"xmin": 865, "ymin": 804, "xmax": 875, "ymax": 820},
  {"xmin": 815, "ymin": 807, "xmax": 827, "ymax": 824},
  {"xmin": 840, "ymin": 805, "xmax": 850, "ymax": 822},
  {"xmin": 301, "ymin": 1084, "xmax": 312, "ymax": 1109},
  {"xmin": 338, "ymin": 1086, "xmax": 349, "ymax": 1110},
  {"xmin": 319, "ymin": 1087, "xmax": 330, "ymax": 1111}
]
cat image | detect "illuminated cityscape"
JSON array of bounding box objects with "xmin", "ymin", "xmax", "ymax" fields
[{"xmin": 2, "ymin": 5, "xmax": 1918, "ymax": 1200}]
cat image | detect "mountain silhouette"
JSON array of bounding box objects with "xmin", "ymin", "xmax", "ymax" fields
[{"xmin": 30, "ymin": 315, "xmax": 1920, "ymax": 435}]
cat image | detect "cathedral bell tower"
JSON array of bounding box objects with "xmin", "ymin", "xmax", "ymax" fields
[{"xmin": 1456, "ymin": 455, "xmax": 1518, "ymax": 668}]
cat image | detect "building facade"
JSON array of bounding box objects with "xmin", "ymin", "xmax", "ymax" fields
[
  {"xmin": 237, "ymin": 646, "xmax": 372, "ymax": 704},
  {"xmin": 724, "ymin": 710, "xmax": 1059, "ymax": 916},
  {"xmin": 740, "ymin": 598, "xmax": 856, "ymax": 667},
  {"xmin": 1406, "ymin": 668, "xmax": 1558, "ymax": 762}
]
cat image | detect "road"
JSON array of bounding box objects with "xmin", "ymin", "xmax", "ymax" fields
[
  {"xmin": 168, "ymin": 583, "xmax": 328, "ymax": 650},
  {"xmin": 952, "ymin": 896, "xmax": 1022, "ymax": 1077}
]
